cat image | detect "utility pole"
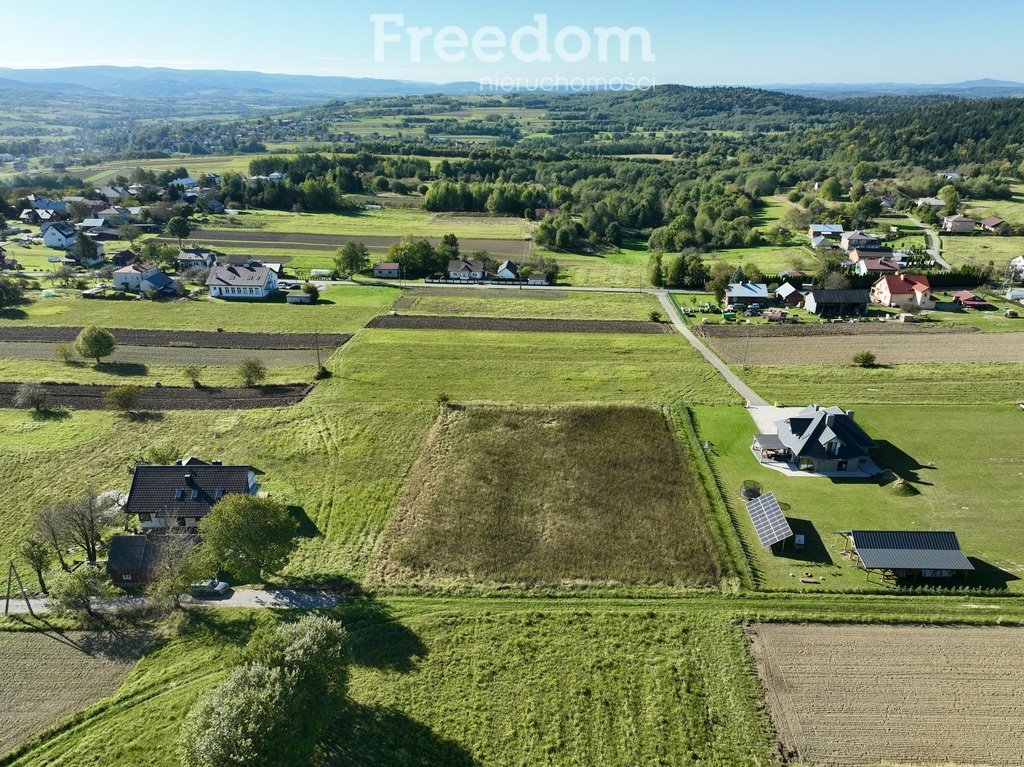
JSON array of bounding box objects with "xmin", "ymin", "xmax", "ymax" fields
[
  {"xmin": 314, "ymin": 331, "xmax": 321, "ymax": 369},
  {"xmin": 5, "ymin": 561, "xmax": 35, "ymax": 618}
]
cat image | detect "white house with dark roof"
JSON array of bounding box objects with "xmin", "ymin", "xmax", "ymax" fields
[
  {"xmin": 753, "ymin": 404, "xmax": 878, "ymax": 475},
  {"xmin": 206, "ymin": 264, "xmax": 278, "ymax": 299},
  {"xmin": 448, "ymin": 259, "xmax": 487, "ymax": 281},
  {"xmin": 123, "ymin": 458, "xmax": 263, "ymax": 533},
  {"xmin": 496, "ymin": 260, "xmax": 520, "ymax": 280},
  {"xmin": 42, "ymin": 221, "xmax": 77, "ymax": 250}
]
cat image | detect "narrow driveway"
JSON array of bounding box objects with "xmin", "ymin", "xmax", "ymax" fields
[
  {"xmin": 905, "ymin": 213, "xmax": 951, "ymax": 270},
  {"xmin": 3, "ymin": 588, "xmax": 346, "ymax": 616},
  {"xmin": 654, "ymin": 292, "xmax": 769, "ymax": 407}
]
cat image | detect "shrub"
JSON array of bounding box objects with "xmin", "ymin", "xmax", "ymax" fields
[
  {"xmin": 14, "ymin": 381, "xmax": 50, "ymax": 412},
  {"xmin": 74, "ymin": 325, "xmax": 116, "ymax": 364},
  {"xmin": 301, "ymin": 282, "xmax": 319, "ymax": 302},
  {"xmin": 852, "ymin": 350, "xmax": 877, "ymax": 367},
  {"xmin": 54, "ymin": 342, "xmax": 75, "ymax": 364},
  {"xmin": 183, "ymin": 365, "xmax": 202, "ymax": 388},
  {"xmin": 649, "ymin": 310, "xmax": 664, "ymax": 323},
  {"xmin": 105, "ymin": 384, "xmax": 140, "ymax": 414},
  {"xmin": 238, "ymin": 357, "xmax": 267, "ymax": 387}
]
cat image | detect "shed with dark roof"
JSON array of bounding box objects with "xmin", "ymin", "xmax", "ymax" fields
[{"xmin": 843, "ymin": 530, "xmax": 973, "ymax": 580}]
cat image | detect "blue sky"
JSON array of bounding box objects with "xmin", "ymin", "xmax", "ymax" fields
[{"xmin": 3, "ymin": 0, "xmax": 1023, "ymax": 85}]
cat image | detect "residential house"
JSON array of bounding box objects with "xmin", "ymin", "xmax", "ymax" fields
[
  {"xmin": 206, "ymin": 199, "xmax": 226, "ymax": 214},
  {"xmin": 123, "ymin": 458, "xmax": 263, "ymax": 533},
  {"xmin": 79, "ymin": 218, "xmax": 107, "ymax": 231},
  {"xmin": 448, "ymin": 260, "xmax": 487, "ymax": 281},
  {"xmin": 915, "ymin": 197, "xmax": 945, "ymax": 210},
  {"xmin": 110, "ymin": 250, "xmax": 137, "ymax": 267},
  {"xmin": 853, "ymin": 256, "xmax": 900, "ymax": 276},
  {"xmin": 803, "ymin": 288, "xmax": 870, "ymax": 317},
  {"xmin": 725, "ymin": 282, "xmax": 770, "ymax": 308},
  {"xmin": 952, "ymin": 290, "xmax": 993, "ymax": 310},
  {"xmin": 775, "ymin": 282, "xmax": 805, "ymax": 306},
  {"xmin": 372, "ymin": 262, "xmax": 400, "ymax": 279},
  {"xmin": 808, "ymin": 224, "xmax": 844, "ymax": 239},
  {"xmin": 870, "ymin": 274, "xmax": 935, "ymax": 310},
  {"xmin": 752, "ymin": 404, "xmax": 877, "ymax": 474},
  {"xmin": 840, "ymin": 230, "xmax": 882, "ymax": 251},
  {"xmin": 31, "ymin": 198, "xmax": 69, "ymax": 215},
  {"xmin": 779, "ymin": 268, "xmax": 809, "ymax": 280},
  {"xmin": 42, "ymin": 221, "xmax": 77, "ymax": 250},
  {"xmin": 223, "ymin": 254, "xmax": 262, "ymax": 267},
  {"xmin": 206, "ymin": 264, "xmax": 279, "ymax": 299},
  {"xmin": 106, "ymin": 534, "xmax": 183, "ymax": 586},
  {"xmin": 1008, "ymin": 256, "xmax": 1024, "ymax": 279},
  {"xmin": 18, "ymin": 209, "xmax": 40, "ymax": 225},
  {"xmin": 170, "ymin": 177, "xmax": 199, "ymax": 189},
  {"xmin": 97, "ymin": 206, "xmax": 130, "ymax": 225},
  {"xmin": 981, "ymin": 216, "xmax": 1006, "ymax": 233},
  {"xmin": 177, "ymin": 248, "xmax": 219, "ymax": 271},
  {"xmin": 942, "ymin": 214, "xmax": 975, "ymax": 234},
  {"xmin": 96, "ymin": 186, "xmax": 129, "ymax": 202},
  {"xmin": 113, "ymin": 264, "xmax": 177, "ymax": 295},
  {"xmin": 496, "ymin": 260, "xmax": 520, "ymax": 280}
]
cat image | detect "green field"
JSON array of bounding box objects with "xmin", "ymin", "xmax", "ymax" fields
[
  {"xmin": 692, "ymin": 403, "xmax": 1024, "ymax": 592},
  {"xmin": 398, "ymin": 288, "xmax": 662, "ymax": 320},
  {"xmin": 1, "ymin": 286, "xmax": 395, "ymax": 333},
  {"xmin": 940, "ymin": 233, "xmax": 1024, "ymax": 268},
  {"xmin": 964, "ymin": 185, "xmax": 1024, "ymax": 226},
  {"xmin": 374, "ymin": 405, "xmax": 727, "ymax": 587},
  {"xmin": 704, "ymin": 245, "xmax": 816, "ymax": 274}
]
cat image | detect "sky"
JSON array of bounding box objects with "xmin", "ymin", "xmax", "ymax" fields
[{"xmin": 3, "ymin": 0, "xmax": 1023, "ymax": 85}]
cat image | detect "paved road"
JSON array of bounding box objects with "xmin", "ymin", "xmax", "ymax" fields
[
  {"xmin": 905, "ymin": 213, "xmax": 951, "ymax": 270},
  {"xmin": 3, "ymin": 588, "xmax": 346, "ymax": 616},
  {"xmin": 654, "ymin": 292, "xmax": 769, "ymax": 407}
]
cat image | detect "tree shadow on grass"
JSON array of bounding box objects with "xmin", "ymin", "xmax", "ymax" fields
[
  {"xmin": 319, "ymin": 702, "xmax": 479, "ymax": 767},
  {"xmin": 31, "ymin": 408, "xmax": 70, "ymax": 422},
  {"xmin": 125, "ymin": 411, "xmax": 165, "ymax": 423},
  {"xmin": 288, "ymin": 504, "xmax": 321, "ymax": 539},
  {"xmin": 872, "ymin": 440, "xmax": 936, "ymax": 485},
  {"xmin": 0, "ymin": 307, "xmax": 27, "ymax": 320},
  {"xmin": 96, "ymin": 361, "xmax": 148, "ymax": 377}
]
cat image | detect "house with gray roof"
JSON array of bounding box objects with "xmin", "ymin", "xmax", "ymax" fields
[
  {"xmin": 753, "ymin": 404, "xmax": 877, "ymax": 474},
  {"xmin": 725, "ymin": 282, "xmax": 770, "ymax": 307},
  {"xmin": 206, "ymin": 264, "xmax": 278, "ymax": 299},
  {"xmin": 448, "ymin": 260, "xmax": 487, "ymax": 281}
]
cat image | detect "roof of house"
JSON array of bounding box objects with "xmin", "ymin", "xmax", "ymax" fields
[
  {"xmin": 448, "ymin": 260, "xmax": 485, "ymax": 273},
  {"xmin": 843, "ymin": 230, "xmax": 880, "ymax": 241},
  {"xmin": 144, "ymin": 271, "xmax": 174, "ymax": 291},
  {"xmin": 774, "ymin": 404, "xmax": 876, "ymax": 461},
  {"xmin": 875, "ymin": 274, "xmax": 930, "ymax": 295},
  {"xmin": 849, "ymin": 530, "xmax": 973, "ymax": 572},
  {"xmin": 944, "ymin": 214, "xmax": 975, "ymax": 223},
  {"xmin": 373, "ymin": 262, "xmax": 400, "ymax": 270},
  {"xmin": 775, "ymin": 282, "xmax": 802, "ymax": 298},
  {"xmin": 178, "ymin": 248, "xmax": 217, "ymax": 259},
  {"xmin": 810, "ymin": 224, "xmax": 844, "ymax": 234},
  {"xmin": 981, "ymin": 216, "xmax": 1006, "ymax": 228},
  {"xmin": 45, "ymin": 221, "xmax": 76, "ymax": 237},
  {"xmin": 859, "ymin": 257, "xmax": 900, "ymax": 273},
  {"xmin": 107, "ymin": 535, "xmax": 177, "ymax": 574},
  {"xmin": 124, "ymin": 463, "xmax": 260, "ymax": 519},
  {"xmin": 206, "ymin": 264, "xmax": 275, "ymax": 287},
  {"xmin": 780, "ymin": 268, "xmax": 808, "ymax": 277},
  {"xmin": 115, "ymin": 263, "xmax": 150, "ymax": 275},
  {"xmin": 726, "ymin": 282, "xmax": 770, "ymax": 299},
  {"xmin": 807, "ymin": 289, "xmax": 870, "ymax": 305},
  {"xmin": 497, "ymin": 260, "xmax": 519, "ymax": 275},
  {"xmin": 952, "ymin": 290, "xmax": 981, "ymax": 302}
]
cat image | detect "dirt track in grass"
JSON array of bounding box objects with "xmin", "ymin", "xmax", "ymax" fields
[
  {"xmin": 366, "ymin": 315, "xmax": 673, "ymax": 334},
  {"xmin": 0, "ymin": 382, "xmax": 311, "ymax": 410}
]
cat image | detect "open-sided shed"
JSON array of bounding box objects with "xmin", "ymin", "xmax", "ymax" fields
[{"xmin": 841, "ymin": 530, "xmax": 973, "ymax": 581}]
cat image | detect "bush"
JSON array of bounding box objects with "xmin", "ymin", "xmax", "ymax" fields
[
  {"xmin": 238, "ymin": 357, "xmax": 267, "ymax": 387},
  {"xmin": 14, "ymin": 381, "xmax": 50, "ymax": 412},
  {"xmin": 183, "ymin": 365, "xmax": 202, "ymax": 388},
  {"xmin": 852, "ymin": 350, "xmax": 877, "ymax": 367},
  {"xmin": 649, "ymin": 310, "xmax": 664, "ymax": 323},
  {"xmin": 106, "ymin": 384, "xmax": 140, "ymax": 414},
  {"xmin": 54, "ymin": 342, "xmax": 75, "ymax": 364},
  {"xmin": 301, "ymin": 282, "xmax": 319, "ymax": 302}
]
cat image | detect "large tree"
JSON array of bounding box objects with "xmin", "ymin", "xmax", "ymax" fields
[
  {"xmin": 334, "ymin": 241, "xmax": 370, "ymax": 275},
  {"xmin": 69, "ymin": 232, "xmax": 99, "ymax": 265},
  {"xmin": 74, "ymin": 326, "xmax": 116, "ymax": 364},
  {"xmin": 36, "ymin": 490, "xmax": 116, "ymax": 566},
  {"xmin": 199, "ymin": 496, "xmax": 297, "ymax": 582},
  {"xmin": 13, "ymin": 381, "xmax": 50, "ymax": 412},
  {"xmin": 167, "ymin": 216, "xmax": 192, "ymax": 247},
  {"xmin": 19, "ymin": 536, "xmax": 51, "ymax": 593},
  {"xmin": 147, "ymin": 533, "xmax": 204, "ymax": 608},
  {"xmin": 0, "ymin": 277, "xmax": 24, "ymax": 308}
]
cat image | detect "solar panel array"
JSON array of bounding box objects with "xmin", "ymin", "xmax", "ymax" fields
[{"xmin": 745, "ymin": 492, "xmax": 793, "ymax": 548}]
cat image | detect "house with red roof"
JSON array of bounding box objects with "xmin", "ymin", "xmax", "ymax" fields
[
  {"xmin": 952, "ymin": 290, "xmax": 994, "ymax": 310},
  {"xmin": 870, "ymin": 274, "xmax": 936, "ymax": 310}
]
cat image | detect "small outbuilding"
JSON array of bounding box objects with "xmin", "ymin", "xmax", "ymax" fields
[{"xmin": 841, "ymin": 530, "xmax": 974, "ymax": 581}]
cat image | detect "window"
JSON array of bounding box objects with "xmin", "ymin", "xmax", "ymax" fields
[
  {"xmin": 122, "ymin": 574, "xmax": 132, "ymax": 582},
  {"xmin": 175, "ymin": 489, "xmax": 185, "ymax": 500},
  {"xmin": 214, "ymin": 488, "xmax": 224, "ymax": 500},
  {"xmin": 139, "ymin": 513, "xmax": 152, "ymax": 523},
  {"xmin": 176, "ymin": 517, "xmax": 186, "ymax": 527},
  {"xmin": 191, "ymin": 489, "xmax": 199, "ymax": 501}
]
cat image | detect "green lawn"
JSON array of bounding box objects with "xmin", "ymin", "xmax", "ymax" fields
[
  {"xmin": 963, "ymin": 185, "xmax": 1024, "ymax": 226},
  {"xmin": 704, "ymin": 245, "xmax": 816, "ymax": 274},
  {"xmin": 399, "ymin": 289, "xmax": 662, "ymax": 320},
  {"xmin": 546, "ymin": 243, "xmax": 651, "ymax": 288},
  {"xmin": 692, "ymin": 404, "xmax": 1024, "ymax": 593},
  {"xmin": 4, "ymin": 606, "xmax": 775, "ymax": 767},
  {"xmin": 1, "ymin": 286, "xmax": 395, "ymax": 333},
  {"xmin": 940, "ymin": 233, "xmax": 1024, "ymax": 269}
]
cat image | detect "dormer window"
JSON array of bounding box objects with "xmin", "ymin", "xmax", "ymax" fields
[
  {"xmin": 175, "ymin": 489, "xmax": 185, "ymax": 500},
  {"xmin": 191, "ymin": 489, "xmax": 200, "ymax": 501},
  {"xmin": 214, "ymin": 488, "xmax": 224, "ymax": 500}
]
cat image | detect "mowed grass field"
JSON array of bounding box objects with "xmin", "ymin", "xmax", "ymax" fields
[
  {"xmin": 940, "ymin": 232, "xmax": 1024, "ymax": 268},
  {"xmin": 4, "ymin": 606, "xmax": 775, "ymax": 767},
  {"xmin": 373, "ymin": 405, "xmax": 727, "ymax": 587},
  {"xmin": 691, "ymin": 404, "xmax": 1024, "ymax": 592},
  {"xmin": 0, "ymin": 631, "xmax": 150, "ymax": 756},
  {"xmin": 0, "ymin": 286, "xmax": 395, "ymax": 333},
  {"xmin": 397, "ymin": 288, "xmax": 662, "ymax": 320}
]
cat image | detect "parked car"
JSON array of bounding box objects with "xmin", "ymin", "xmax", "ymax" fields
[{"xmin": 189, "ymin": 579, "xmax": 230, "ymax": 598}]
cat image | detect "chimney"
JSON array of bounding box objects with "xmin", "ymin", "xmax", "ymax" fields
[
  {"xmin": 212, "ymin": 460, "xmax": 222, "ymax": 466},
  {"xmin": 184, "ymin": 473, "xmax": 192, "ymax": 483},
  {"xmin": 812, "ymin": 404, "xmax": 820, "ymax": 411},
  {"xmin": 825, "ymin": 413, "xmax": 834, "ymax": 427},
  {"xmin": 846, "ymin": 409, "xmax": 855, "ymax": 420}
]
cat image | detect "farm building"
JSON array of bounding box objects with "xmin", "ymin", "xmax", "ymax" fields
[
  {"xmin": 981, "ymin": 216, "xmax": 1006, "ymax": 232},
  {"xmin": 753, "ymin": 404, "xmax": 877, "ymax": 474},
  {"xmin": 870, "ymin": 274, "xmax": 935, "ymax": 309},
  {"xmin": 286, "ymin": 290, "xmax": 312, "ymax": 304},
  {"xmin": 808, "ymin": 224, "xmax": 844, "ymax": 239},
  {"xmin": 775, "ymin": 282, "xmax": 805, "ymax": 306},
  {"xmin": 496, "ymin": 260, "xmax": 520, "ymax": 280},
  {"xmin": 206, "ymin": 264, "xmax": 279, "ymax": 299},
  {"xmin": 372, "ymin": 262, "xmax": 400, "ymax": 279},
  {"xmin": 840, "ymin": 230, "xmax": 881, "ymax": 251},
  {"xmin": 803, "ymin": 289, "xmax": 869, "ymax": 318},
  {"xmin": 726, "ymin": 282, "xmax": 770, "ymax": 307},
  {"xmin": 952, "ymin": 290, "xmax": 993, "ymax": 310},
  {"xmin": 106, "ymin": 534, "xmax": 188, "ymax": 585},
  {"xmin": 123, "ymin": 458, "xmax": 263, "ymax": 533},
  {"xmin": 941, "ymin": 215, "xmax": 976, "ymax": 234},
  {"xmin": 527, "ymin": 272, "xmax": 549, "ymax": 286},
  {"xmin": 840, "ymin": 530, "xmax": 974, "ymax": 580}
]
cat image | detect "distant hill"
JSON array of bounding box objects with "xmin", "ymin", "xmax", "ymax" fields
[
  {"xmin": 764, "ymin": 78, "xmax": 1024, "ymax": 99},
  {"xmin": 0, "ymin": 66, "xmax": 481, "ymax": 100}
]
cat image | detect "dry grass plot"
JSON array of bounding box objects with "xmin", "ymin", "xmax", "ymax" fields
[
  {"xmin": 0, "ymin": 630, "xmax": 149, "ymax": 756},
  {"xmin": 373, "ymin": 405, "xmax": 726, "ymax": 586},
  {"xmin": 748, "ymin": 623, "xmax": 1024, "ymax": 766}
]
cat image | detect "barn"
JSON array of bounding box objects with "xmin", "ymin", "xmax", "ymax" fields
[{"xmin": 841, "ymin": 530, "xmax": 974, "ymax": 581}]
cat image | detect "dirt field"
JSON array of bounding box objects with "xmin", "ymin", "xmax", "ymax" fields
[
  {"xmin": 707, "ymin": 331, "xmax": 1024, "ymax": 364},
  {"xmin": 0, "ymin": 327, "xmax": 350, "ymax": 350},
  {"xmin": 0, "ymin": 630, "xmax": 150, "ymax": 756},
  {"xmin": 748, "ymin": 623, "xmax": 1024, "ymax": 766},
  {"xmin": 366, "ymin": 315, "xmax": 673, "ymax": 334},
  {"xmin": 696, "ymin": 323, "xmax": 979, "ymax": 338},
  {"xmin": 0, "ymin": 382, "xmax": 311, "ymax": 410}
]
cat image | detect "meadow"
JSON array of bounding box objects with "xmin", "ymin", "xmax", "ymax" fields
[
  {"xmin": 940, "ymin": 232, "xmax": 1024, "ymax": 268},
  {"xmin": 373, "ymin": 404, "xmax": 727, "ymax": 587},
  {"xmin": 397, "ymin": 288, "xmax": 662, "ymax": 321}
]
